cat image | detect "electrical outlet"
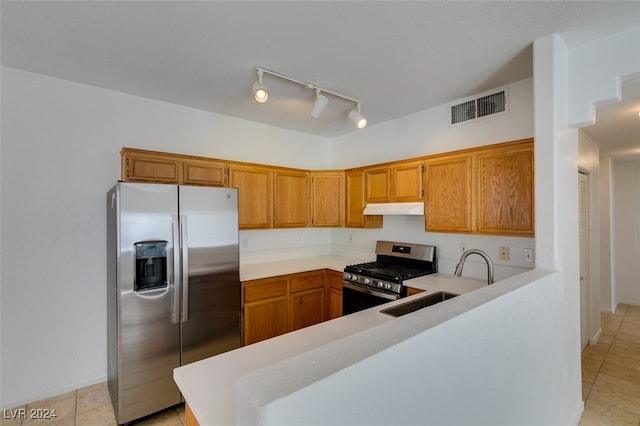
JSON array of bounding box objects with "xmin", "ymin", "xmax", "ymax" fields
[
  {"xmin": 348, "ymin": 234, "xmax": 353, "ymax": 243},
  {"xmin": 460, "ymin": 242, "xmax": 467, "ymax": 253},
  {"xmin": 524, "ymin": 248, "xmax": 534, "ymax": 262},
  {"xmin": 499, "ymin": 246, "xmax": 510, "ymax": 260},
  {"xmin": 241, "ymin": 237, "xmax": 249, "ymax": 249}
]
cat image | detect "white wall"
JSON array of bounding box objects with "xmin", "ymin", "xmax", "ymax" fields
[
  {"xmin": 613, "ymin": 160, "xmax": 640, "ymax": 306},
  {"xmin": 578, "ymin": 130, "xmax": 602, "ymax": 342},
  {"xmin": 0, "ymin": 67, "xmax": 332, "ymax": 408},
  {"xmin": 569, "ymin": 26, "xmax": 640, "ymax": 128}
]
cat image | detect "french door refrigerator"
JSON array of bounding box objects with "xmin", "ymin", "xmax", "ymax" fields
[{"xmin": 106, "ymin": 182, "xmax": 241, "ymax": 424}]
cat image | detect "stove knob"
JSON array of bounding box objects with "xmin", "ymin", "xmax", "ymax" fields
[
  {"xmin": 364, "ymin": 278, "xmax": 371, "ymax": 284},
  {"xmin": 378, "ymin": 282, "xmax": 384, "ymax": 288},
  {"xmin": 386, "ymin": 283, "xmax": 392, "ymax": 290}
]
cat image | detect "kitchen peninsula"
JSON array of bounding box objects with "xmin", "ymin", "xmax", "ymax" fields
[{"xmin": 174, "ymin": 255, "xmax": 486, "ymax": 426}]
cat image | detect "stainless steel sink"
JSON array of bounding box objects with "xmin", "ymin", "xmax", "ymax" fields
[{"xmin": 380, "ymin": 291, "xmax": 459, "ymax": 317}]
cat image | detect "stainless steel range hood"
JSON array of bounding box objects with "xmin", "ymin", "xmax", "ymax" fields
[{"xmin": 363, "ymin": 202, "xmax": 424, "ymax": 215}]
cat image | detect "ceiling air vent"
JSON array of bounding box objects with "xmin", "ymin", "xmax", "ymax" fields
[{"xmin": 450, "ymin": 86, "xmax": 508, "ymax": 126}]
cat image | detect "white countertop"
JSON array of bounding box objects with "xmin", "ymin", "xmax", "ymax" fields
[
  {"xmin": 175, "ymin": 257, "xmax": 486, "ymax": 426},
  {"xmin": 239, "ymin": 255, "xmax": 367, "ymax": 281}
]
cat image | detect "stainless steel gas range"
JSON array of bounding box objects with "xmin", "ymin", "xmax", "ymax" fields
[{"xmin": 342, "ymin": 241, "xmax": 437, "ymax": 315}]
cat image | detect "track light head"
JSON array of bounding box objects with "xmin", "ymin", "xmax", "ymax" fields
[
  {"xmin": 253, "ymin": 70, "xmax": 269, "ymax": 104},
  {"xmin": 252, "ymin": 67, "xmax": 366, "ymax": 127},
  {"xmin": 348, "ymin": 104, "xmax": 367, "ymax": 129},
  {"xmin": 309, "ymin": 89, "xmax": 328, "ymax": 119}
]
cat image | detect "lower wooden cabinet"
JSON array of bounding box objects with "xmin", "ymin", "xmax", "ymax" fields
[
  {"xmin": 242, "ymin": 270, "xmax": 333, "ymax": 345},
  {"xmin": 406, "ymin": 286, "xmax": 425, "ymax": 297},
  {"xmin": 327, "ymin": 270, "xmax": 343, "ymax": 319},
  {"xmin": 290, "ymin": 271, "xmax": 326, "ymax": 331},
  {"xmin": 185, "ymin": 403, "xmax": 200, "ymax": 426},
  {"xmin": 242, "ymin": 277, "xmax": 288, "ymax": 345}
]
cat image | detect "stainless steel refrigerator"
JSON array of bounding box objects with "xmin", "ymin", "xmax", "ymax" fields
[{"xmin": 106, "ymin": 182, "xmax": 241, "ymax": 424}]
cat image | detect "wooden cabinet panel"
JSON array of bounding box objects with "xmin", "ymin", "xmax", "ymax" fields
[
  {"xmin": 243, "ymin": 278, "xmax": 289, "ymax": 345},
  {"xmin": 228, "ymin": 164, "xmax": 272, "ymax": 229},
  {"xmin": 121, "ymin": 149, "xmax": 180, "ymax": 183},
  {"xmin": 243, "ymin": 278, "xmax": 287, "ymax": 303},
  {"xmin": 185, "ymin": 403, "xmax": 200, "ymax": 426},
  {"xmin": 290, "ymin": 270, "xmax": 325, "ymax": 330},
  {"xmin": 476, "ymin": 142, "xmax": 534, "ymax": 236},
  {"xmin": 290, "ymin": 288, "xmax": 325, "ymax": 331},
  {"xmin": 311, "ymin": 171, "xmax": 344, "ymax": 227},
  {"xmin": 274, "ymin": 170, "xmax": 309, "ymax": 228},
  {"xmin": 290, "ymin": 270, "xmax": 325, "ymax": 293},
  {"xmin": 365, "ymin": 167, "xmax": 391, "ymax": 203},
  {"xmin": 424, "ymin": 155, "xmax": 472, "ymax": 233},
  {"xmin": 327, "ymin": 270, "xmax": 343, "ymax": 320},
  {"xmin": 406, "ymin": 286, "xmax": 425, "ymax": 296},
  {"xmin": 391, "ymin": 161, "xmax": 424, "ymax": 202},
  {"xmin": 345, "ymin": 170, "xmax": 383, "ymax": 228},
  {"xmin": 182, "ymin": 159, "xmax": 226, "ymax": 187},
  {"xmin": 243, "ymin": 296, "xmax": 288, "ymax": 345}
]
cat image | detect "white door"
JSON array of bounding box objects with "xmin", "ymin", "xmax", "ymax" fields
[{"xmin": 579, "ymin": 172, "xmax": 590, "ymax": 349}]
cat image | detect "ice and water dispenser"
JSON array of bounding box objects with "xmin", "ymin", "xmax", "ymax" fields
[{"xmin": 134, "ymin": 241, "xmax": 168, "ymax": 292}]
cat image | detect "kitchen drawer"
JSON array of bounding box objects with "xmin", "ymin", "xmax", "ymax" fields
[
  {"xmin": 290, "ymin": 270, "xmax": 326, "ymax": 293},
  {"xmin": 243, "ymin": 278, "xmax": 288, "ymax": 303}
]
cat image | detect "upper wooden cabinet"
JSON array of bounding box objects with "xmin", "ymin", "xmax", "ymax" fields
[
  {"xmin": 423, "ymin": 139, "xmax": 534, "ymax": 236},
  {"xmin": 365, "ymin": 166, "xmax": 391, "ymax": 203},
  {"xmin": 476, "ymin": 141, "xmax": 534, "ymax": 236},
  {"xmin": 311, "ymin": 171, "xmax": 344, "ymax": 227},
  {"xmin": 182, "ymin": 158, "xmax": 226, "ymax": 187},
  {"xmin": 273, "ymin": 169, "xmax": 309, "ymax": 228},
  {"xmin": 121, "ymin": 148, "xmax": 226, "ymax": 186},
  {"xmin": 121, "ymin": 139, "xmax": 532, "ymax": 235},
  {"xmin": 121, "ymin": 148, "xmax": 181, "ymax": 184},
  {"xmin": 391, "ymin": 161, "xmax": 424, "ymax": 202},
  {"xmin": 365, "ymin": 160, "xmax": 424, "ymax": 203},
  {"xmin": 345, "ymin": 169, "xmax": 383, "ymax": 228},
  {"xmin": 228, "ymin": 164, "xmax": 272, "ymax": 230},
  {"xmin": 424, "ymin": 154, "xmax": 472, "ymax": 233}
]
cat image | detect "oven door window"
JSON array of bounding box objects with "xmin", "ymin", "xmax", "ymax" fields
[{"xmin": 342, "ymin": 282, "xmax": 398, "ymax": 316}]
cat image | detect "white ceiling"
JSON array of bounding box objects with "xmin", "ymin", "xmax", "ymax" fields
[{"xmin": 1, "ymin": 1, "xmax": 638, "ymax": 158}]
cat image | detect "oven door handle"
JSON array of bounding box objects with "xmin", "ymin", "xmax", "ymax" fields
[{"xmin": 342, "ymin": 281, "xmax": 399, "ymax": 301}]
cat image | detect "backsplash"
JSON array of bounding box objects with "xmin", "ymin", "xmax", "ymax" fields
[{"xmin": 239, "ymin": 216, "xmax": 535, "ymax": 282}]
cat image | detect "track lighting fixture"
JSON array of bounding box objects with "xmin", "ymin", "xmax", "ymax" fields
[
  {"xmin": 252, "ymin": 69, "xmax": 269, "ymax": 104},
  {"xmin": 253, "ymin": 66, "xmax": 367, "ymax": 129},
  {"xmin": 348, "ymin": 103, "xmax": 367, "ymax": 129},
  {"xmin": 309, "ymin": 89, "xmax": 328, "ymax": 119}
]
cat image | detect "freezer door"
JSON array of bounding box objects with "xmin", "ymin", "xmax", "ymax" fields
[
  {"xmin": 179, "ymin": 186, "xmax": 241, "ymax": 365},
  {"xmin": 115, "ymin": 183, "xmax": 181, "ymax": 423}
]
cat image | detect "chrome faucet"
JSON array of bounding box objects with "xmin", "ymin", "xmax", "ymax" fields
[{"xmin": 454, "ymin": 249, "xmax": 494, "ymax": 285}]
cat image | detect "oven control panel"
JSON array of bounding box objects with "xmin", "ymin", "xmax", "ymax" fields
[{"xmin": 343, "ymin": 272, "xmax": 402, "ymax": 295}]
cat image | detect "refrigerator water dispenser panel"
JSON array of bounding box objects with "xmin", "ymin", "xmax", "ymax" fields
[{"xmin": 134, "ymin": 241, "xmax": 168, "ymax": 292}]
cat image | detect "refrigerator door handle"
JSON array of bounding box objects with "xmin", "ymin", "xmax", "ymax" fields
[
  {"xmin": 180, "ymin": 215, "xmax": 189, "ymax": 323},
  {"xmin": 171, "ymin": 217, "xmax": 181, "ymax": 324}
]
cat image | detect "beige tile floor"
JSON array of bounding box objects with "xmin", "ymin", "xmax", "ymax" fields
[
  {"xmin": 3, "ymin": 304, "xmax": 638, "ymax": 425},
  {"xmin": 580, "ymin": 304, "xmax": 640, "ymax": 426},
  {"xmin": 1, "ymin": 382, "xmax": 185, "ymax": 426}
]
